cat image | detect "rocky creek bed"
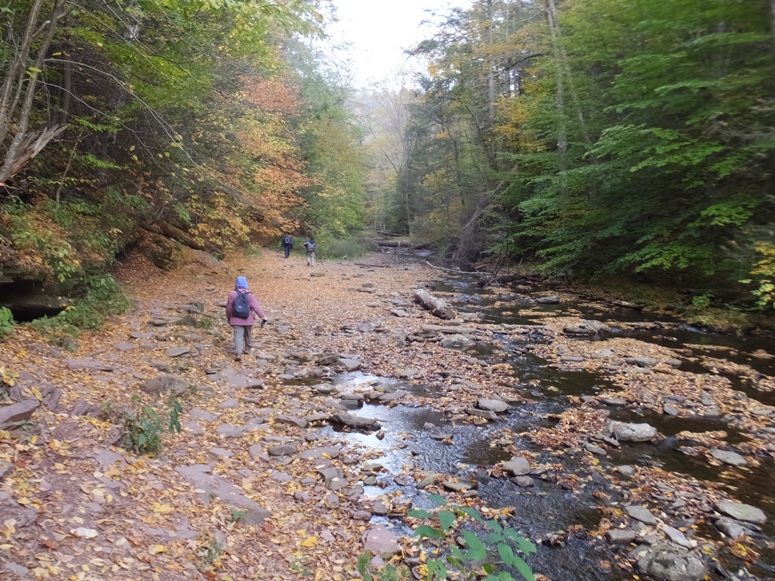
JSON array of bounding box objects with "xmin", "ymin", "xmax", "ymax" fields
[{"xmin": 0, "ymin": 250, "xmax": 773, "ymax": 581}]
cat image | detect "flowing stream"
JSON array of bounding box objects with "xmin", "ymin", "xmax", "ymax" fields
[{"xmin": 327, "ymin": 275, "xmax": 775, "ymax": 581}]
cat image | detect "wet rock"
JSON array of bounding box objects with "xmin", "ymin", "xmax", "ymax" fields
[
  {"xmin": 394, "ymin": 475, "xmax": 409, "ymax": 486},
  {"xmin": 417, "ymin": 476, "xmax": 435, "ymax": 489},
  {"xmin": 397, "ymin": 368, "xmax": 420, "ymax": 379},
  {"xmin": 513, "ymin": 476, "xmax": 534, "ymax": 488},
  {"xmin": 362, "ymin": 525, "xmax": 400, "ymax": 556},
  {"xmin": 601, "ymin": 397, "xmax": 626, "ymax": 406},
  {"xmin": 617, "ymin": 465, "xmax": 636, "ymax": 477},
  {"xmin": 607, "ymin": 529, "xmax": 638, "ymax": 543},
  {"xmin": 637, "ymin": 545, "xmax": 706, "ymax": 581},
  {"xmin": 166, "ymin": 346, "xmax": 191, "ymax": 357},
  {"xmin": 626, "ymin": 505, "xmax": 658, "ymax": 525},
  {"xmin": 363, "ymin": 476, "xmax": 377, "ymax": 486},
  {"xmin": 331, "ymin": 412, "xmax": 381, "ymax": 431},
  {"xmin": 440, "ymin": 334, "xmax": 474, "ymax": 348},
  {"xmin": 585, "ymin": 443, "xmax": 607, "ymax": 456},
  {"xmin": 465, "ymin": 408, "xmax": 498, "ymax": 421},
  {"xmin": 536, "ymin": 295, "xmax": 560, "ymax": 304},
  {"xmin": 0, "ymin": 399, "xmax": 40, "ymax": 429},
  {"xmin": 298, "ymin": 446, "xmax": 341, "ymax": 460},
  {"xmin": 625, "ymin": 356, "xmax": 658, "ymax": 368},
  {"xmin": 267, "ymin": 444, "xmax": 297, "ymax": 457},
  {"xmin": 339, "ymin": 358, "xmax": 362, "ymax": 372},
  {"xmin": 710, "ymin": 449, "xmax": 747, "ymax": 467},
  {"xmin": 713, "ymin": 518, "xmax": 746, "ymax": 539},
  {"xmin": 176, "ymin": 464, "xmax": 270, "ymax": 525},
  {"xmin": 182, "ymin": 420, "xmax": 204, "ymax": 435},
  {"xmin": 477, "ymin": 398, "xmax": 509, "ymax": 413},
  {"xmin": 442, "ymin": 480, "xmax": 476, "ymax": 492},
  {"xmin": 564, "ymin": 320, "xmax": 608, "ymax": 335},
  {"xmin": 661, "ymin": 525, "xmax": 693, "ymax": 548},
  {"xmin": 715, "ymin": 500, "xmax": 767, "ymax": 524},
  {"xmin": 503, "ymin": 456, "xmax": 530, "ymax": 476},
  {"xmin": 372, "ymin": 500, "xmax": 390, "ymax": 515},
  {"xmin": 378, "ymin": 390, "xmax": 408, "ymax": 403},
  {"xmin": 606, "ymin": 421, "xmax": 657, "ymax": 442},
  {"xmin": 140, "ymin": 373, "xmax": 188, "ymax": 396}
]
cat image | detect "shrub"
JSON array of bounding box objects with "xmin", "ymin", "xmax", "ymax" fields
[
  {"xmin": 116, "ymin": 396, "xmax": 183, "ymax": 456},
  {"xmin": 0, "ymin": 307, "xmax": 15, "ymax": 338},
  {"xmin": 319, "ymin": 235, "xmax": 368, "ymax": 260},
  {"xmin": 359, "ymin": 494, "xmax": 536, "ymax": 581}
]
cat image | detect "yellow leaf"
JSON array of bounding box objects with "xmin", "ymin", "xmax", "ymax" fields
[
  {"xmin": 300, "ymin": 536, "xmax": 318, "ymax": 548},
  {"xmin": 149, "ymin": 544, "xmax": 167, "ymax": 555},
  {"xmin": 152, "ymin": 503, "xmax": 175, "ymax": 515}
]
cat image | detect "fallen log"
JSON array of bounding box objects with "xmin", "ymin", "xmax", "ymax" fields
[{"xmin": 413, "ymin": 288, "xmax": 456, "ymax": 320}]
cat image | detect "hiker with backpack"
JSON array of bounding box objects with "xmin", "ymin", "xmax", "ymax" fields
[
  {"xmin": 225, "ymin": 276, "xmax": 266, "ymax": 361},
  {"xmin": 281, "ymin": 233, "xmax": 293, "ymax": 259},
  {"xmin": 303, "ymin": 236, "xmax": 316, "ymax": 266}
]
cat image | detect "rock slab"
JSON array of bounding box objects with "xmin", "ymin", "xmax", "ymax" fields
[
  {"xmin": 715, "ymin": 500, "xmax": 767, "ymax": 524},
  {"xmin": 0, "ymin": 399, "xmax": 40, "ymax": 429}
]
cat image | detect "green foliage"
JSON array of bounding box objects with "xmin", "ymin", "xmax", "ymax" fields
[
  {"xmin": 742, "ymin": 242, "xmax": 775, "ymax": 310},
  {"xmin": 0, "ymin": 307, "xmax": 15, "ymax": 338},
  {"xmin": 317, "ymin": 234, "xmax": 368, "ymax": 260},
  {"xmin": 360, "ymin": 498, "xmax": 535, "ymax": 581},
  {"xmin": 691, "ymin": 293, "xmax": 713, "ymax": 310},
  {"xmin": 29, "ymin": 275, "xmax": 130, "ymax": 339},
  {"xmin": 118, "ymin": 395, "xmax": 183, "ymax": 456}
]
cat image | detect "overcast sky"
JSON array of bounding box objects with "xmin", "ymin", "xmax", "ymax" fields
[{"xmin": 325, "ymin": 0, "xmax": 471, "ymax": 88}]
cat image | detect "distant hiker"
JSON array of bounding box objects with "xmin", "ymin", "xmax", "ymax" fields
[
  {"xmin": 303, "ymin": 236, "xmax": 316, "ymax": 266},
  {"xmin": 281, "ymin": 233, "xmax": 293, "ymax": 259},
  {"xmin": 225, "ymin": 276, "xmax": 266, "ymax": 361}
]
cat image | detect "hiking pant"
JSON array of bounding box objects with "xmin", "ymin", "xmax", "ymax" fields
[
  {"xmin": 306, "ymin": 251, "xmax": 315, "ymax": 266},
  {"xmin": 233, "ymin": 325, "xmax": 253, "ymax": 355},
  {"xmin": 283, "ymin": 244, "xmax": 292, "ymax": 258}
]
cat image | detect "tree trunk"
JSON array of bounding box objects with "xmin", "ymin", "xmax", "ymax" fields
[
  {"xmin": 544, "ymin": 0, "xmax": 567, "ymax": 191},
  {"xmin": 486, "ymin": 0, "xmax": 495, "ymax": 123},
  {"xmin": 413, "ymin": 289, "xmax": 456, "ymax": 320}
]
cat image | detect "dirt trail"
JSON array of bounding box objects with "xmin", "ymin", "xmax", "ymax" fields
[{"xmin": 0, "ymin": 249, "xmax": 474, "ymax": 581}]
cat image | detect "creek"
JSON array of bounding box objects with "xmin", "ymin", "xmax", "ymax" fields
[{"xmin": 326, "ymin": 275, "xmax": 775, "ymax": 581}]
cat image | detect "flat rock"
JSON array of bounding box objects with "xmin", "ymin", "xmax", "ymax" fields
[
  {"xmin": 218, "ymin": 398, "xmax": 240, "ymax": 409},
  {"xmin": 93, "ymin": 449, "xmax": 126, "ymax": 470},
  {"xmin": 625, "ymin": 356, "xmax": 658, "ymax": 368},
  {"xmin": 477, "ymin": 398, "xmax": 509, "ymax": 413},
  {"xmin": 339, "ymin": 358, "xmax": 362, "ymax": 371},
  {"xmin": 0, "ymin": 399, "xmax": 40, "ymax": 429},
  {"xmin": 114, "ymin": 342, "xmax": 135, "ymax": 351},
  {"xmin": 591, "ymin": 349, "xmax": 614, "ymax": 359},
  {"xmin": 276, "ymin": 415, "xmax": 309, "ymax": 429},
  {"xmin": 601, "ymin": 397, "xmax": 626, "ymax": 406},
  {"xmin": 216, "ymin": 424, "xmax": 244, "ymax": 438},
  {"xmin": 607, "ymin": 529, "xmax": 638, "ymax": 543},
  {"xmin": 626, "ymin": 505, "xmax": 658, "ymax": 525},
  {"xmin": 536, "ymin": 295, "xmax": 560, "ymax": 304},
  {"xmin": 166, "ymin": 346, "xmax": 191, "ymax": 357},
  {"xmin": 189, "ymin": 408, "xmax": 218, "ymax": 422},
  {"xmin": 442, "ymin": 480, "xmax": 475, "ymax": 492},
  {"xmin": 248, "ymin": 444, "xmax": 264, "ymax": 460},
  {"xmin": 585, "ymin": 443, "xmax": 607, "ymax": 456},
  {"xmin": 391, "ymin": 309, "xmax": 409, "ymax": 317},
  {"xmin": 710, "ymin": 449, "xmax": 748, "ymax": 467},
  {"xmin": 372, "ymin": 500, "xmax": 390, "ymax": 515},
  {"xmin": 715, "ymin": 500, "xmax": 767, "ymax": 524},
  {"xmin": 617, "ymin": 465, "xmax": 636, "ymax": 477},
  {"xmin": 176, "ymin": 464, "xmax": 269, "ymax": 525},
  {"xmin": 663, "ymin": 404, "xmax": 680, "ymax": 416},
  {"xmin": 714, "ymin": 518, "xmax": 746, "ymax": 539},
  {"xmin": 378, "ymin": 390, "xmax": 407, "ymax": 403},
  {"xmin": 208, "ymin": 447, "xmax": 233, "ymax": 459},
  {"xmin": 513, "ymin": 476, "xmax": 534, "ymax": 487},
  {"xmin": 362, "ymin": 525, "xmax": 400, "ymax": 556},
  {"xmin": 65, "ymin": 357, "xmax": 114, "ymax": 371},
  {"xmin": 298, "ymin": 446, "xmax": 341, "ymax": 460},
  {"xmin": 607, "ymin": 421, "xmax": 657, "ymax": 442},
  {"xmin": 503, "ymin": 456, "xmax": 530, "ymax": 476},
  {"xmin": 661, "ymin": 525, "xmax": 693, "ymax": 548}
]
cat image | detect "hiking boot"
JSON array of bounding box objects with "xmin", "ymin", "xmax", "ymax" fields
[{"xmin": 234, "ymin": 355, "xmax": 242, "ymax": 362}]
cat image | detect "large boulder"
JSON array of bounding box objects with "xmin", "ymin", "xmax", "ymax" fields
[
  {"xmin": 503, "ymin": 456, "xmax": 530, "ymax": 476},
  {"xmin": 139, "ymin": 373, "xmax": 189, "ymax": 396},
  {"xmin": 606, "ymin": 421, "xmax": 657, "ymax": 442},
  {"xmin": 715, "ymin": 500, "xmax": 767, "ymax": 524},
  {"xmin": 477, "ymin": 398, "xmax": 509, "ymax": 413},
  {"xmin": 637, "ymin": 546, "xmax": 706, "ymax": 581}
]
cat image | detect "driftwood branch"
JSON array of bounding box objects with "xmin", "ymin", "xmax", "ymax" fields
[{"xmin": 413, "ymin": 289, "xmax": 456, "ymax": 320}]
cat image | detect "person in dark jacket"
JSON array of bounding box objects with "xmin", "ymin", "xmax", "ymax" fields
[
  {"xmin": 303, "ymin": 236, "xmax": 316, "ymax": 266},
  {"xmin": 225, "ymin": 276, "xmax": 266, "ymax": 361},
  {"xmin": 281, "ymin": 233, "xmax": 293, "ymax": 259}
]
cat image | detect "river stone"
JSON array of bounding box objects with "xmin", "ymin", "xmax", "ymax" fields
[
  {"xmin": 585, "ymin": 443, "xmax": 607, "ymax": 456},
  {"xmin": 190, "ymin": 408, "xmax": 217, "ymax": 422},
  {"xmin": 715, "ymin": 500, "xmax": 767, "ymax": 524},
  {"xmin": 440, "ymin": 334, "xmax": 474, "ymax": 348},
  {"xmin": 218, "ymin": 398, "xmax": 240, "ymax": 409},
  {"xmin": 536, "ymin": 295, "xmax": 560, "ymax": 304},
  {"xmin": 417, "ymin": 476, "xmax": 435, "ymax": 489},
  {"xmin": 442, "ymin": 480, "xmax": 475, "ymax": 492},
  {"xmin": 477, "ymin": 398, "xmax": 509, "ymax": 413},
  {"xmin": 608, "ymin": 421, "xmax": 657, "ymax": 442},
  {"xmin": 607, "ymin": 529, "xmax": 638, "ymax": 543},
  {"xmin": 710, "ymin": 449, "xmax": 748, "ymax": 467},
  {"xmin": 378, "ymin": 390, "xmax": 407, "ymax": 403},
  {"xmin": 372, "ymin": 500, "xmax": 390, "ymax": 515},
  {"xmin": 298, "ymin": 446, "xmax": 340, "ymax": 460},
  {"xmin": 661, "ymin": 525, "xmax": 692, "ymax": 548},
  {"xmin": 208, "ymin": 447, "xmax": 233, "ymax": 459},
  {"xmin": 625, "ymin": 356, "xmax": 658, "ymax": 368},
  {"xmin": 617, "ymin": 465, "xmax": 636, "ymax": 477},
  {"xmin": 602, "ymin": 397, "xmax": 626, "ymax": 406},
  {"xmin": 331, "ymin": 412, "xmax": 381, "ymax": 431},
  {"xmin": 714, "ymin": 518, "xmax": 746, "ymax": 539},
  {"xmin": 216, "ymin": 424, "xmax": 244, "ymax": 438},
  {"xmin": 663, "ymin": 404, "xmax": 680, "ymax": 416},
  {"xmin": 626, "ymin": 505, "xmax": 658, "ymax": 525},
  {"xmin": 276, "ymin": 415, "xmax": 309, "ymax": 429},
  {"xmin": 637, "ymin": 546, "xmax": 706, "ymax": 581},
  {"xmin": 0, "ymin": 399, "xmax": 40, "ymax": 429},
  {"xmin": 339, "ymin": 358, "xmax": 362, "ymax": 372},
  {"xmin": 503, "ymin": 456, "xmax": 530, "ymax": 476},
  {"xmin": 591, "ymin": 349, "xmax": 615, "ymax": 359},
  {"xmin": 362, "ymin": 525, "xmax": 400, "ymax": 556},
  {"xmin": 465, "ymin": 408, "xmax": 498, "ymax": 421},
  {"xmin": 513, "ymin": 476, "xmax": 534, "ymax": 487},
  {"xmin": 561, "ymin": 355, "xmax": 586, "ymax": 363},
  {"xmin": 176, "ymin": 464, "xmax": 270, "ymax": 525},
  {"xmin": 140, "ymin": 373, "xmax": 188, "ymax": 396}
]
